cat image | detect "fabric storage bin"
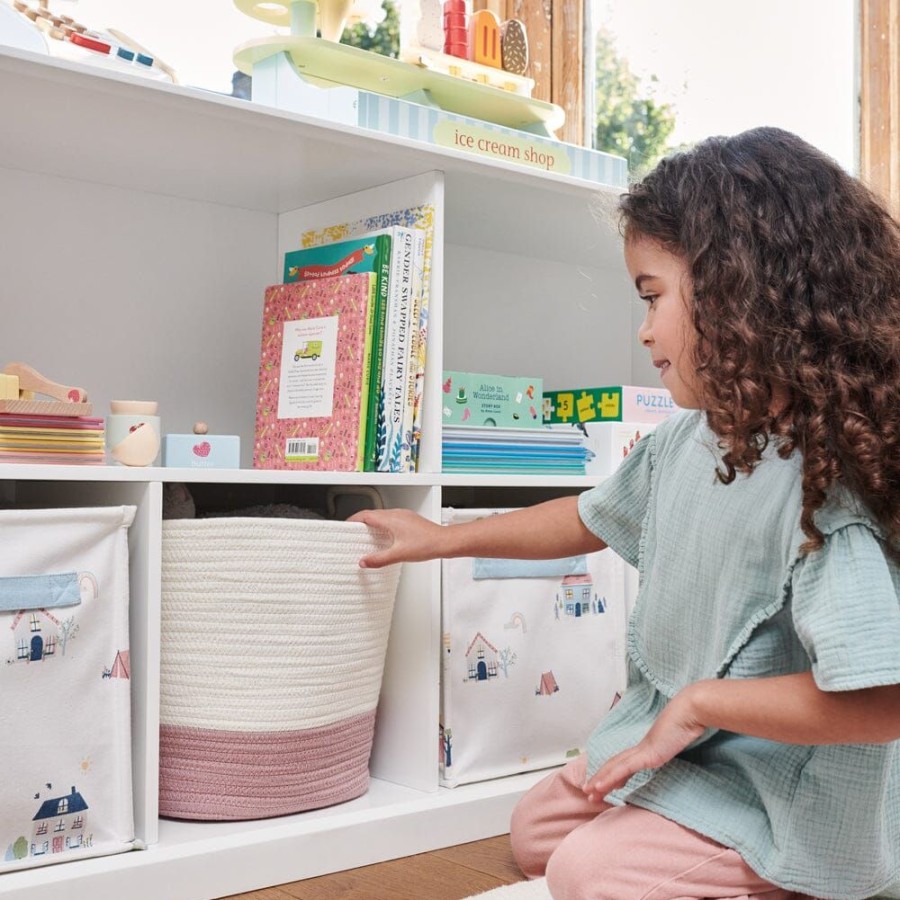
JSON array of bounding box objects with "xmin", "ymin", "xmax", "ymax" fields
[
  {"xmin": 440, "ymin": 507, "xmax": 628, "ymax": 787},
  {"xmin": 159, "ymin": 517, "xmax": 401, "ymax": 820},
  {"xmin": 0, "ymin": 506, "xmax": 136, "ymax": 872}
]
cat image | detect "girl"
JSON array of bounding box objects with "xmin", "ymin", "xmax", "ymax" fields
[{"xmin": 351, "ymin": 128, "xmax": 900, "ymax": 900}]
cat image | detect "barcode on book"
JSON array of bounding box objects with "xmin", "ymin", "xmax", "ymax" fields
[{"xmin": 285, "ymin": 438, "xmax": 319, "ymax": 462}]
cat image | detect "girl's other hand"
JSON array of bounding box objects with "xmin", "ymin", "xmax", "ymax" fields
[
  {"xmin": 348, "ymin": 508, "xmax": 444, "ymax": 568},
  {"xmin": 582, "ymin": 687, "xmax": 705, "ymax": 803}
]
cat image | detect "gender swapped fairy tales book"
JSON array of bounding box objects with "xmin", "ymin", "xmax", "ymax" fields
[
  {"xmin": 254, "ymin": 273, "xmax": 377, "ymax": 471},
  {"xmin": 282, "ymin": 233, "xmax": 392, "ymax": 472},
  {"xmin": 400, "ymin": 227, "xmax": 428, "ymax": 471},
  {"xmin": 299, "ymin": 202, "xmax": 436, "ymax": 473},
  {"xmin": 376, "ymin": 226, "xmax": 423, "ymax": 473}
]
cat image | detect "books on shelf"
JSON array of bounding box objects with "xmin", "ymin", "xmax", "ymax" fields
[
  {"xmin": 0, "ymin": 413, "xmax": 105, "ymax": 464},
  {"xmin": 282, "ymin": 231, "xmax": 393, "ymax": 472},
  {"xmin": 254, "ymin": 272, "xmax": 377, "ymax": 471},
  {"xmin": 442, "ymin": 371, "xmax": 542, "ymax": 429},
  {"xmin": 442, "ymin": 425, "xmax": 590, "ymax": 475},
  {"xmin": 286, "ymin": 202, "xmax": 435, "ymax": 474},
  {"xmin": 543, "ymin": 384, "xmax": 678, "ymax": 424}
]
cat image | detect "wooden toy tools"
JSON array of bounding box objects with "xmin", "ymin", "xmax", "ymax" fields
[{"xmin": 0, "ymin": 362, "xmax": 92, "ymax": 416}]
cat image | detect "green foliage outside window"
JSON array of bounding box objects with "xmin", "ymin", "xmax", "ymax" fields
[
  {"xmin": 594, "ymin": 26, "xmax": 678, "ymax": 176},
  {"xmin": 341, "ymin": 0, "xmax": 400, "ymax": 58}
]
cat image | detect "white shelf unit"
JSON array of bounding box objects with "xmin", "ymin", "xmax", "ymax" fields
[{"xmin": 0, "ymin": 46, "xmax": 654, "ymax": 900}]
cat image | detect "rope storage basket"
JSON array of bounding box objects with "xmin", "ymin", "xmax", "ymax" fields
[{"xmin": 159, "ymin": 517, "xmax": 401, "ymax": 821}]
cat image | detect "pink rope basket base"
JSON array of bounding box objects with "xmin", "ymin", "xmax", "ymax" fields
[{"xmin": 159, "ymin": 708, "xmax": 376, "ymax": 820}]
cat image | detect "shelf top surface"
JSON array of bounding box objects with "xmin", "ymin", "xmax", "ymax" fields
[
  {"xmin": 0, "ymin": 46, "xmax": 625, "ymax": 269},
  {"xmin": 0, "ymin": 47, "xmax": 619, "ymax": 205},
  {"xmin": 0, "ymin": 462, "xmax": 602, "ymax": 488}
]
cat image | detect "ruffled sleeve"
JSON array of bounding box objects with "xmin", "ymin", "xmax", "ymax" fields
[
  {"xmin": 578, "ymin": 428, "xmax": 656, "ymax": 569},
  {"xmin": 790, "ymin": 522, "xmax": 900, "ymax": 691}
]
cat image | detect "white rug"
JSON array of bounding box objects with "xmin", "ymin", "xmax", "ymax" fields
[{"xmin": 469, "ymin": 878, "xmax": 552, "ymax": 899}]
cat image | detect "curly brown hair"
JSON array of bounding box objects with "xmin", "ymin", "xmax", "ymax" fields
[{"xmin": 619, "ymin": 126, "xmax": 900, "ymax": 558}]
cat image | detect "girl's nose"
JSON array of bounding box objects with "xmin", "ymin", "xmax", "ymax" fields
[{"xmin": 637, "ymin": 315, "xmax": 652, "ymax": 346}]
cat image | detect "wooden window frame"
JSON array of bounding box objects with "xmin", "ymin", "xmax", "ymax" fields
[{"xmin": 860, "ymin": 0, "xmax": 899, "ymax": 216}]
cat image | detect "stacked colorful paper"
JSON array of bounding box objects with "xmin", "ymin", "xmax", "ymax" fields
[
  {"xmin": 442, "ymin": 425, "xmax": 591, "ymax": 474},
  {"xmin": 0, "ymin": 414, "xmax": 106, "ymax": 464}
]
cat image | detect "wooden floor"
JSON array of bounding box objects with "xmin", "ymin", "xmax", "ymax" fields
[{"xmin": 221, "ymin": 834, "xmax": 525, "ymax": 900}]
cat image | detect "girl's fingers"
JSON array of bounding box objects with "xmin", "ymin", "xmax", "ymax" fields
[
  {"xmin": 359, "ymin": 551, "xmax": 394, "ymax": 569},
  {"xmin": 582, "ymin": 748, "xmax": 648, "ymax": 802}
]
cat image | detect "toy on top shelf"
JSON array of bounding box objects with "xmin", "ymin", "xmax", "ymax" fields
[
  {"xmin": 107, "ymin": 400, "xmax": 161, "ymax": 467},
  {"xmin": 234, "ymin": 0, "xmax": 360, "ymax": 42},
  {"xmin": 232, "ymin": 0, "xmax": 564, "ymax": 136},
  {"xmin": 2, "ymin": 0, "xmax": 177, "ymax": 82},
  {"xmin": 163, "ymin": 420, "xmax": 241, "ymax": 469},
  {"xmin": 402, "ymin": 1, "xmax": 530, "ymax": 95},
  {"xmin": 400, "ymin": 43, "xmax": 532, "ymax": 97},
  {"xmin": 0, "ymin": 363, "xmax": 103, "ymax": 464},
  {"xmin": 442, "ymin": 0, "xmax": 466, "ymax": 58},
  {"xmin": 0, "ymin": 361, "xmax": 92, "ymax": 416}
]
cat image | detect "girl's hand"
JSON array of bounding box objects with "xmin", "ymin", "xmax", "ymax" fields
[
  {"xmin": 582, "ymin": 686, "xmax": 706, "ymax": 804},
  {"xmin": 348, "ymin": 508, "xmax": 445, "ymax": 568}
]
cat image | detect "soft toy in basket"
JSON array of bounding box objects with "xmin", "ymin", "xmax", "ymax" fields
[{"xmin": 158, "ymin": 487, "xmax": 401, "ymax": 820}]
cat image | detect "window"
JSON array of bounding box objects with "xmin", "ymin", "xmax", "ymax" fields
[
  {"xmin": 17, "ymin": 639, "xmax": 28, "ymax": 660},
  {"xmin": 72, "ymin": 817, "xmax": 84, "ymax": 830},
  {"xmin": 592, "ymin": 1, "xmax": 856, "ymax": 176},
  {"xmin": 35, "ymin": 823, "xmax": 48, "ymax": 836},
  {"xmin": 29, "ymin": 613, "xmax": 41, "ymax": 632},
  {"xmin": 54, "ymin": 819, "xmax": 65, "ymax": 833},
  {"xmin": 57, "ymin": 798, "xmax": 68, "ymax": 815}
]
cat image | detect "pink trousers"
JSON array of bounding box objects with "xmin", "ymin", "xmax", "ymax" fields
[{"xmin": 509, "ymin": 756, "xmax": 815, "ymax": 900}]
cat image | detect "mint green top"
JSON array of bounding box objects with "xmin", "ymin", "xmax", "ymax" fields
[{"xmin": 578, "ymin": 410, "xmax": 900, "ymax": 900}]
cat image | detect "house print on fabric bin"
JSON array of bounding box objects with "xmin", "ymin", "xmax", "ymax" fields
[
  {"xmin": 7, "ymin": 572, "xmax": 95, "ymax": 665},
  {"xmin": 465, "ymin": 631, "xmax": 499, "ymax": 682},
  {"xmin": 555, "ymin": 574, "xmax": 606, "ymax": 619},
  {"xmin": 28, "ymin": 787, "xmax": 91, "ymax": 858},
  {"xmin": 9, "ymin": 609, "xmax": 60, "ymax": 663}
]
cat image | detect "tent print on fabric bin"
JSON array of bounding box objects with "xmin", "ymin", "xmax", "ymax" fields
[
  {"xmin": 536, "ymin": 670, "xmax": 559, "ymax": 696},
  {"xmin": 465, "ymin": 632, "xmax": 499, "ymax": 682},
  {"xmin": 103, "ymin": 649, "xmax": 130, "ymax": 680}
]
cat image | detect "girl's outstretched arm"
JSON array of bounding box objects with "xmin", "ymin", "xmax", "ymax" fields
[
  {"xmin": 349, "ymin": 496, "xmax": 607, "ymax": 569},
  {"xmin": 583, "ymin": 673, "xmax": 900, "ymax": 803}
]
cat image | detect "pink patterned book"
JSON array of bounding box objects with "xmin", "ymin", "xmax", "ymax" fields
[{"xmin": 254, "ymin": 273, "xmax": 376, "ymax": 471}]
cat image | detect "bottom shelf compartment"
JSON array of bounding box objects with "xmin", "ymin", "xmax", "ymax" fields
[{"xmin": 0, "ymin": 771, "xmax": 550, "ymax": 900}]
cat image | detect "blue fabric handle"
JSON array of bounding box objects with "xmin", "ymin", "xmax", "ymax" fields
[
  {"xmin": 472, "ymin": 556, "xmax": 588, "ymax": 580},
  {"xmin": 0, "ymin": 573, "xmax": 82, "ymax": 612}
]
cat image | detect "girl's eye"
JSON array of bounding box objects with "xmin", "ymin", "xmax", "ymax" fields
[{"xmin": 640, "ymin": 294, "xmax": 657, "ymax": 307}]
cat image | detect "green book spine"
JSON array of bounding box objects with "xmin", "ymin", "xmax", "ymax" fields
[
  {"xmin": 356, "ymin": 272, "xmax": 379, "ymax": 470},
  {"xmin": 363, "ymin": 234, "xmax": 392, "ymax": 471}
]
